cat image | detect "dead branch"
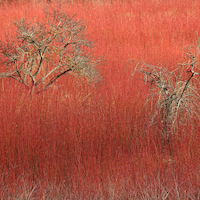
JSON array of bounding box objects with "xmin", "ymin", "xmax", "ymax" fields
[
  {"xmin": 0, "ymin": 8, "xmax": 101, "ymax": 93},
  {"xmin": 130, "ymin": 42, "xmax": 200, "ymax": 138}
]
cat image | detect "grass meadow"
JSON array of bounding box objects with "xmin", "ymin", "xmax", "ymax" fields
[{"xmin": 0, "ymin": 0, "xmax": 200, "ymax": 199}]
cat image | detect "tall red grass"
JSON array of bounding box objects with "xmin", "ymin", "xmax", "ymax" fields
[{"xmin": 0, "ymin": 0, "xmax": 199, "ymax": 198}]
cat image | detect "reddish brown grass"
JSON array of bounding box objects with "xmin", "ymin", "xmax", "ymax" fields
[{"xmin": 0, "ymin": 0, "xmax": 199, "ymax": 199}]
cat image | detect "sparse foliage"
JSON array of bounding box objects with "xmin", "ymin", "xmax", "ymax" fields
[
  {"xmin": 131, "ymin": 41, "xmax": 200, "ymax": 139},
  {"xmin": 0, "ymin": 9, "xmax": 100, "ymax": 94}
]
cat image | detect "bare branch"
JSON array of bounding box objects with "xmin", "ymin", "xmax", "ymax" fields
[
  {"xmin": 0, "ymin": 8, "xmax": 100, "ymax": 93},
  {"xmin": 130, "ymin": 41, "xmax": 200, "ymax": 139}
]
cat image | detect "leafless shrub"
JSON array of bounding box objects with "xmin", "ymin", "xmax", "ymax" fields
[
  {"xmin": 0, "ymin": 8, "xmax": 101, "ymax": 94},
  {"xmin": 131, "ymin": 41, "xmax": 200, "ymax": 140}
]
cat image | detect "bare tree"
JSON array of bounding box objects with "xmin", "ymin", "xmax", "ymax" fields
[
  {"xmin": 131, "ymin": 41, "xmax": 200, "ymax": 141},
  {"xmin": 0, "ymin": 9, "xmax": 100, "ymax": 94}
]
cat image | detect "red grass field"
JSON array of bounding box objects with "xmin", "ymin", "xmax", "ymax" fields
[{"xmin": 0, "ymin": 0, "xmax": 200, "ymax": 199}]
